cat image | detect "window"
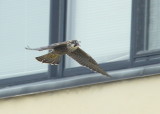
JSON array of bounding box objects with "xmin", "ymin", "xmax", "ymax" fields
[
  {"xmin": 0, "ymin": 0, "xmax": 160, "ymax": 98},
  {"xmin": 66, "ymin": 0, "xmax": 131, "ymax": 67},
  {"xmin": 0, "ymin": 0, "xmax": 50, "ymax": 87},
  {"xmin": 64, "ymin": 0, "xmax": 131, "ymax": 76}
]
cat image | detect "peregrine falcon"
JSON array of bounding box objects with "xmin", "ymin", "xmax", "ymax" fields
[{"xmin": 25, "ymin": 40, "xmax": 111, "ymax": 77}]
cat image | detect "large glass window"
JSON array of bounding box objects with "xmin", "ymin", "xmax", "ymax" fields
[
  {"xmin": 65, "ymin": 0, "xmax": 131, "ymax": 68},
  {"xmin": 0, "ymin": 0, "xmax": 50, "ymax": 79}
]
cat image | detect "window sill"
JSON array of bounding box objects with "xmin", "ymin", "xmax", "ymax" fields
[{"xmin": 0, "ymin": 63, "xmax": 160, "ymax": 99}]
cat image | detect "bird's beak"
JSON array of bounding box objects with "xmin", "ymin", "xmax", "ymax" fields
[
  {"xmin": 77, "ymin": 41, "xmax": 81, "ymax": 46},
  {"xmin": 76, "ymin": 43, "xmax": 80, "ymax": 46}
]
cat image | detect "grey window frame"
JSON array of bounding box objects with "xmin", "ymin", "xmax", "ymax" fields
[
  {"xmin": 1, "ymin": 0, "xmax": 160, "ymax": 99},
  {"xmin": 131, "ymin": 0, "xmax": 160, "ymax": 67}
]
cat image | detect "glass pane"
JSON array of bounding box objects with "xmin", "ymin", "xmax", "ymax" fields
[
  {"xmin": 148, "ymin": 0, "xmax": 160, "ymax": 50},
  {"xmin": 0, "ymin": 0, "xmax": 50, "ymax": 79},
  {"xmin": 66, "ymin": 0, "xmax": 131, "ymax": 68}
]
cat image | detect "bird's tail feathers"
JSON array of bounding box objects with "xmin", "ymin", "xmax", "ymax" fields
[{"xmin": 36, "ymin": 53, "xmax": 61, "ymax": 65}]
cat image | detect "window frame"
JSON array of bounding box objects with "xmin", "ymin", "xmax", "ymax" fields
[
  {"xmin": 1, "ymin": 0, "xmax": 160, "ymax": 99},
  {"xmin": 131, "ymin": 0, "xmax": 160, "ymax": 67}
]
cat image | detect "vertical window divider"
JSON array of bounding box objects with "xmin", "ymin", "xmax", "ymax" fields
[
  {"xmin": 144, "ymin": 0, "xmax": 150, "ymax": 51},
  {"xmin": 49, "ymin": 0, "xmax": 67, "ymax": 78},
  {"xmin": 130, "ymin": 0, "xmax": 147, "ymax": 66},
  {"xmin": 130, "ymin": 0, "xmax": 139, "ymax": 66}
]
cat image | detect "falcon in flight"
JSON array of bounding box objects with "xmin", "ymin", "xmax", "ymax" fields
[{"xmin": 25, "ymin": 40, "xmax": 111, "ymax": 77}]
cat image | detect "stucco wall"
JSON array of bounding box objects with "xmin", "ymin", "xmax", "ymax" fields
[{"xmin": 0, "ymin": 75, "xmax": 160, "ymax": 114}]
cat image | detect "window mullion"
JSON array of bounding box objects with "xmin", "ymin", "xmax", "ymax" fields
[
  {"xmin": 130, "ymin": 0, "xmax": 149, "ymax": 66},
  {"xmin": 49, "ymin": 0, "xmax": 67, "ymax": 78}
]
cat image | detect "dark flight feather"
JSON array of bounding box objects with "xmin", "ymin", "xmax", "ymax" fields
[{"xmin": 67, "ymin": 47, "xmax": 111, "ymax": 77}]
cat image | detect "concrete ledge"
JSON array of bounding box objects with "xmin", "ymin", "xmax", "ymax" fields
[{"xmin": 0, "ymin": 63, "xmax": 160, "ymax": 99}]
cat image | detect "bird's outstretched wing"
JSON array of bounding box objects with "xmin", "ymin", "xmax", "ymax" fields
[
  {"xmin": 36, "ymin": 52, "xmax": 61, "ymax": 65},
  {"xmin": 67, "ymin": 47, "xmax": 111, "ymax": 77},
  {"xmin": 25, "ymin": 42, "xmax": 68, "ymax": 51}
]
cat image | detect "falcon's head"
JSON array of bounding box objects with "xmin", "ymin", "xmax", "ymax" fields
[{"xmin": 69, "ymin": 40, "xmax": 80, "ymax": 47}]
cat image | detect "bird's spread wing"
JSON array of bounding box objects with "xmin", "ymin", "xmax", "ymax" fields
[
  {"xmin": 36, "ymin": 52, "xmax": 61, "ymax": 65},
  {"xmin": 67, "ymin": 47, "xmax": 110, "ymax": 77},
  {"xmin": 25, "ymin": 42, "xmax": 68, "ymax": 51}
]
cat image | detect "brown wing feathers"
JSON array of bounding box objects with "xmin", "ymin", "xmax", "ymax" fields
[
  {"xmin": 67, "ymin": 48, "xmax": 110, "ymax": 77},
  {"xmin": 36, "ymin": 52, "xmax": 61, "ymax": 65}
]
